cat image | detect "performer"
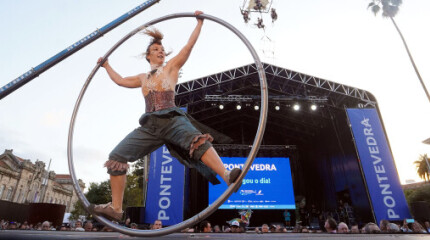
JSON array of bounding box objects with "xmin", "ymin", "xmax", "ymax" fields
[{"xmin": 89, "ymin": 11, "xmax": 241, "ymax": 221}]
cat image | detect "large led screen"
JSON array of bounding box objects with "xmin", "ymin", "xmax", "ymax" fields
[{"xmin": 209, "ymin": 157, "xmax": 296, "ymax": 209}]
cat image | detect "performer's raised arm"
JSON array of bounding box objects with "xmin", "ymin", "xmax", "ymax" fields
[
  {"xmin": 97, "ymin": 57, "xmax": 142, "ymax": 88},
  {"xmin": 168, "ymin": 11, "xmax": 204, "ymax": 73}
]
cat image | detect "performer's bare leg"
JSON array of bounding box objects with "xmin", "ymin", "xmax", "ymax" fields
[
  {"xmin": 201, "ymin": 147, "xmax": 240, "ymax": 185},
  {"xmin": 111, "ymin": 174, "xmax": 126, "ymax": 212},
  {"xmin": 89, "ymin": 174, "xmax": 125, "ymax": 221},
  {"xmin": 201, "ymin": 147, "xmax": 227, "ymax": 181}
]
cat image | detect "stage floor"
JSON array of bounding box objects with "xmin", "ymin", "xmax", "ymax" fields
[{"xmin": 1, "ymin": 230, "xmax": 429, "ymax": 240}]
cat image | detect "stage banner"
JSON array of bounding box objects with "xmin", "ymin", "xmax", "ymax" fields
[
  {"xmin": 347, "ymin": 108, "xmax": 411, "ymax": 223},
  {"xmin": 144, "ymin": 145, "xmax": 185, "ymax": 226}
]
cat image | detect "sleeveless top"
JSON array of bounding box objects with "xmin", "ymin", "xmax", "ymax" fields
[
  {"xmin": 142, "ymin": 66, "xmax": 176, "ymax": 112},
  {"xmin": 144, "ymin": 90, "xmax": 176, "ymax": 112}
]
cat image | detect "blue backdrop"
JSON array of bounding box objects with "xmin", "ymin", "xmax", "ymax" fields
[
  {"xmin": 144, "ymin": 146, "xmax": 185, "ymax": 226},
  {"xmin": 209, "ymin": 157, "xmax": 296, "ymax": 209},
  {"xmin": 347, "ymin": 108, "xmax": 411, "ymax": 223}
]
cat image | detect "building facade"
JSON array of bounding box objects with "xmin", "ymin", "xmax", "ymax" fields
[{"xmin": 0, "ymin": 149, "xmax": 85, "ymax": 213}]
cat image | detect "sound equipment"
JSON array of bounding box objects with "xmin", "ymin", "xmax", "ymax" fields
[
  {"xmin": 125, "ymin": 206, "xmax": 146, "ymax": 224},
  {"xmin": 410, "ymin": 201, "xmax": 430, "ymax": 221}
]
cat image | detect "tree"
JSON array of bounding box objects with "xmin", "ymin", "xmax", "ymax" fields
[
  {"xmin": 69, "ymin": 167, "xmax": 145, "ymax": 220},
  {"xmin": 123, "ymin": 174, "xmax": 144, "ymax": 208},
  {"xmin": 69, "ymin": 199, "xmax": 87, "ymax": 220},
  {"xmin": 367, "ymin": 0, "xmax": 430, "ymax": 103},
  {"xmin": 404, "ymin": 185, "xmax": 430, "ymax": 207},
  {"xmin": 69, "ymin": 181, "xmax": 112, "ymax": 220},
  {"xmin": 414, "ymin": 154, "xmax": 430, "ymax": 182}
]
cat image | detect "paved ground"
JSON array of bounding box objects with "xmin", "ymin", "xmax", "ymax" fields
[{"xmin": 1, "ymin": 230, "xmax": 430, "ymax": 240}]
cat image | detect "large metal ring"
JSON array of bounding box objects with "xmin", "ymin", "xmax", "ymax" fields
[{"xmin": 67, "ymin": 12, "xmax": 268, "ymax": 237}]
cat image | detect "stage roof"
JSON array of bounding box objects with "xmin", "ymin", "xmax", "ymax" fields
[{"xmin": 174, "ymin": 63, "xmax": 378, "ymax": 146}]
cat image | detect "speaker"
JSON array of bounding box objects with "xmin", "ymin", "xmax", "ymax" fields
[
  {"xmin": 410, "ymin": 201, "xmax": 430, "ymax": 221},
  {"xmin": 125, "ymin": 206, "xmax": 146, "ymax": 224},
  {"xmin": 28, "ymin": 203, "xmax": 66, "ymax": 226}
]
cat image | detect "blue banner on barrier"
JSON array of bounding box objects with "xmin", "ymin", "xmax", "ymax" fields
[
  {"xmin": 144, "ymin": 146, "xmax": 185, "ymax": 226},
  {"xmin": 347, "ymin": 108, "xmax": 411, "ymax": 223}
]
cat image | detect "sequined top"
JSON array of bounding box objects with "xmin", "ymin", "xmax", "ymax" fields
[
  {"xmin": 141, "ymin": 66, "xmax": 175, "ymax": 93},
  {"xmin": 144, "ymin": 90, "xmax": 176, "ymax": 112},
  {"xmin": 142, "ymin": 66, "xmax": 177, "ymax": 112}
]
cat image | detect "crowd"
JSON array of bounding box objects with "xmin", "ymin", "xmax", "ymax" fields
[
  {"xmin": 0, "ymin": 218, "xmax": 163, "ymax": 232},
  {"xmin": 2, "ymin": 217, "xmax": 430, "ymax": 234}
]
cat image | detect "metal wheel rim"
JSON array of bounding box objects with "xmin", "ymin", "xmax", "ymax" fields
[{"xmin": 67, "ymin": 12, "xmax": 268, "ymax": 237}]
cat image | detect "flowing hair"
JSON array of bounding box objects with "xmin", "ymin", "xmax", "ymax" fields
[{"xmin": 140, "ymin": 28, "xmax": 171, "ymax": 62}]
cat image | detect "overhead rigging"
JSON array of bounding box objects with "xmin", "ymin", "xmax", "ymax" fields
[{"xmin": 240, "ymin": 0, "xmax": 277, "ymax": 30}]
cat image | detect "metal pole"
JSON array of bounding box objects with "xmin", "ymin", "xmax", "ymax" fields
[
  {"xmin": 41, "ymin": 159, "xmax": 52, "ymax": 203},
  {"xmin": 142, "ymin": 155, "xmax": 150, "ymax": 207},
  {"xmin": 0, "ymin": 0, "xmax": 160, "ymax": 100}
]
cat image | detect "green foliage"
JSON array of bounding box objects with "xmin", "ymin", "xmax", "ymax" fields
[
  {"xmin": 69, "ymin": 168, "xmax": 144, "ymax": 220},
  {"xmin": 132, "ymin": 158, "xmax": 145, "ymax": 189},
  {"xmin": 123, "ymin": 174, "xmax": 144, "ymax": 208},
  {"xmin": 86, "ymin": 181, "xmax": 112, "ymax": 204},
  {"xmin": 367, "ymin": 0, "xmax": 403, "ymax": 18},
  {"xmin": 414, "ymin": 154, "xmax": 430, "ymax": 182},
  {"xmin": 404, "ymin": 185, "xmax": 430, "ymax": 206},
  {"xmin": 69, "ymin": 199, "xmax": 87, "ymax": 220}
]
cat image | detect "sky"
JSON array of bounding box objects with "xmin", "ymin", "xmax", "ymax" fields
[{"xmin": 0, "ymin": 0, "xmax": 429, "ymax": 187}]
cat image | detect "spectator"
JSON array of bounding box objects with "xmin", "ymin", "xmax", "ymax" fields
[
  {"xmin": 424, "ymin": 221, "xmax": 430, "ymax": 233},
  {"xmin": 130, "ymin": 223, "xmax": 138, "ymax": 230},
  {"xmin": 199, "ymin": 220, "xmax": 212, "ymax": 233},
  {"xmin": 410, "ymin": 222, "xmax": 427, "ymax": 233},
  {"xmin": 363, "ymin": 222, "xmax": 381, "ymax": 234},
  {"xmin": 8, "ymin": 221, "xmax": 18, "ymax": 230},
  {"xmin": 151, "ymin": 220, "xmax": 162, "ymax": 230},
  {"xmin": 379, "ymin": 219, "xmax": 390, "ymax": 233},
  {"xmin": 386, "ymin": 223, "xmax": 400, "ymax": 233},
  {"xmin": 101, "ymin": 226, "xmax": 114, "ymax": 232},
  {"xmin": 269, "ymin": 225, "xmax": 276, "ymax": 232},
  {"xmin": 41, "ymin": 221, "xmax": 50, "ymax": 231},
  {"xmin": 400, "ymin": 219, "xmax": 412, "ymax": 233},
  {"xmin": 292, "ymin": 224, "xmax": 302, "ymax": 233},
  {"xmin": 324, "ymin": 217, "xmax": 337, "ymax": 233},
  {"xmin": 350, "ymin": 224, "xmax": 360, "ymax": 234},
  {"xmin": 337, "ymin": 222, "xmax": 349, "ymax": 233},
  {"xmin": 20, "ymin": 221, "xmax": 29, "ymax": 230},
  {"xmin": 124, "ymin": 218, "xmax": 131, "ymax": 228},
  {"xmin": 255, "ymin": 223, "xmax": 269, "ymax": 233},
  {"xmin": 92, "ymin": 227, "xmax": 99, "ymax": 231},
  {"xmin": 213, "ymin": 225, "xmax": 221, "ymax": 233},
  {"xmin": 84, "ymin": 221, "xmax": 93, "ymax": 232},
  {"xmin": 283, "ymin": 210, "xmax": 291, "ymax": 227},
  {"xmin": 74, "ymin": 221, "xmax": 84, "ymax": 232},
  {"xmin": 59, "ymin": 225, "xmax": 67, "ymax": 231},
  {"xmin": 229, "ymin": 220, "xmax": 241, "ymax": 233}
]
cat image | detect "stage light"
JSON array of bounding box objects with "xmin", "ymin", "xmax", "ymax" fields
[
  {"xmin": 219, "ymin": 104, "xmax": 224, "ymax": 110},
  {"xmin": 275, "ymin": 105, "xmax": 280, "ymax": 111},
  {"xmin": 310, "ymin": 104, "xmax": 317, "ymax": 111},
  {"xmin": 236, "ymin": 104, "xmax": 242, "ymax": 110},
  {"xmin": 254, "ymin": 105, "xmax": 259, "ymax": 111},
  {"xmin": 293, "ymin": 103, "xmax": 300, "ymax": 111}
]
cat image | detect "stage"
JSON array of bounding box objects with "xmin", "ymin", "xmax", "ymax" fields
[{"xmin": 1, "ymin": 230, "xmax": 429, "ymax": 240}]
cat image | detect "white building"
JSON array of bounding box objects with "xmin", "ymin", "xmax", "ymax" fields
[{"xmin": 0, "ymin": 149, "xmax": 85, "ymax": 213}]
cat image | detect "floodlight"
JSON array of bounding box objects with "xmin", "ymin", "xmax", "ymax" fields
[{"xmin": 310, "ymin": 104, "xmax": 317, "ymax": 111}]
